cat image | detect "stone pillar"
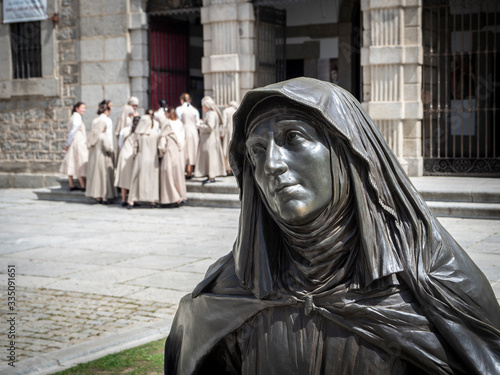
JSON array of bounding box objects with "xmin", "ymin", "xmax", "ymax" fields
[
  {"xmin": 77, "ymin": 0, "xmax": 131, "ymax": 125},
  {"xmin": 128, "ymin": 0, "xmax": 149, "ymax": 111},
  {"xmin": 201, "ymin": 0, "xmax": 255, "ymax": 105},
  {"xmin": 361, "ymin": 0, "xmax": 423, "ymax": 176}
]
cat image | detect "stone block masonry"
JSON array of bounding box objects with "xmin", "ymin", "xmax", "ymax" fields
[
  {"xmin": 0, "ymin": 0, "xmax": 80, "ymax": 176},
  {"xmin": 0, "ymin": 0, "xmax": 149, "ymax": 183}
]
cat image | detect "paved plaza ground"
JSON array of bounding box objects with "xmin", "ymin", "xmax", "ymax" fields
[{"xmin": 0, "ymin": 188, "xmax": 499, "ymax": 374}]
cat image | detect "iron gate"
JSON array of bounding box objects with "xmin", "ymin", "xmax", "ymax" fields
[
  {"xmin": 149, "ymin": 17, "xmax": 189, "ymax": 109},
  {"xmin": 255, "ymin": 6, "xmax": 286, "ymax": 88},
  {"xmin": 422, "ymin": 0, "xmax": 500, "ymax": 175}
]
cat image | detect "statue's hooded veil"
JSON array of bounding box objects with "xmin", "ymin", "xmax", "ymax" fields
[
  {"xmin": 166, "ymin": 78, "xmax": 500, "ymax": 375},
  {"xmin": 229, "ymin": 77, "xmax": 430, "ymax": 298},
  {"xmin": 225, "ymin": 77, "xmax": 500, "ymax": 371}
]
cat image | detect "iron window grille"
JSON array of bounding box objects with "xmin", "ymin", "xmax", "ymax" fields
[{"xmin": 10, "ymin": 21, "xmax": 42, "ymax": 79}]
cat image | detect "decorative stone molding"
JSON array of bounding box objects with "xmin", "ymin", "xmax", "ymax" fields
[
  {"xmin": 201, "ymin": 0, "xmax": 255, "ymax": 105},
  {"xmin": 361, "ymin": 0, "xmax": 423, "ymax": 176}
]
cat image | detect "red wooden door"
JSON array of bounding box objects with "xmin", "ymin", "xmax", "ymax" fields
[{"xmin": 150, "ymin": 17, "xmax": 189, "ymax": 109}]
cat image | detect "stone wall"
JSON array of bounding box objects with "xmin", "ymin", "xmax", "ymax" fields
[
  {"xmin": 0, "ymin": 0, "xmax": 79, "ymax": 175},
  {"xmin": 77, "ymin": 0, "xmax": 132, "ymax": 125}
]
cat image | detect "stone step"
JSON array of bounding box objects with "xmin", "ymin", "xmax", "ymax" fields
[
  {"xmin": 411, "ymin": 177, "xmax": 500, "ymax": 203},
  {"xmin": 426, "ymin": 201, "xmax": 500, "ymax": 220},
  {"xmin": 186, "ymin": 192, "xmax": 240, "ymax": 209},
  {"xmin": 34, "ymin": 187, "xmax": 95, "ymax": 204},
  {"xmin": 185, "ymin": 176, "xmax": 239, "ymax": 194},
  {"xmin": 57, "ymin": 176, "xmax": 241, "ymax": 195},
  {"xmin": 34, "ymin": 186, "xmax": 241, "ymax": 208},
  {"xmin": 36, "ymin": 177, "xmax": 500, "ymax": 218},
  {"xmin": 418, "ymin": 189, "xmax": 499, "ymax": 203}
]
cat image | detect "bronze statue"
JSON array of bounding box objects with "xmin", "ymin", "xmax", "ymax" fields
[{"xmin": 165, "ymin": 78, "xmax": 500, "ymax": 374}]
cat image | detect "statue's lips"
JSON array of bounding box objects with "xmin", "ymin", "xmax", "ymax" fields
[{"xmin": 273, "ymin": 183, "xmax": 300, "ymax": 196}]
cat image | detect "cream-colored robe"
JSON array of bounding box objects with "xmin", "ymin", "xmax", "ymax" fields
[
  {"xmin": 60, "ymin": 112, "xmax": 88, "ymax": 177},
  {"xmin": 195, "ymin": 110, "xmax": 227, "ymax": 179},
  {"xmin": 158, "ymin": 125, "xmax": 187, "ymax": 204},
  {"xmin": 182, "ymin": 105, "xmax": 200, "ymax": 165},
  {"xmin": 114, "ymin": 127, "xmax": 135, "ymax": 190},
  {"xmin": 128, "ymin": 130, "xmax": 160, "ymax": 203},
  {"xmin": 221, "ymin": 105, "xmax": 237, "ymax": 171},
  {"xmin": 85, "ymin": 134, "xmax": 115, "ymax": 200}
]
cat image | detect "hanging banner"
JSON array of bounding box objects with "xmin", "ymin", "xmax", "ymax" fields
[{"xmin": 3, "ymin": 0, "xmax": 47, "ymax": 23}]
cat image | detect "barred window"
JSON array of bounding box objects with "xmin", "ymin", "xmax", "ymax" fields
[{"xmin": 10, "ymin": 21, "xmax": 42, "ymax": 79}]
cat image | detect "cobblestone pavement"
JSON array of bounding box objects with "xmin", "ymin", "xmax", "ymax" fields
[
  {"xmin": 12, "ymin": 287, "xmax": 176, "ymax": 362},
  {"xmin": 0, "ymin": 189, "xmax": 499, "ymax": 374}
]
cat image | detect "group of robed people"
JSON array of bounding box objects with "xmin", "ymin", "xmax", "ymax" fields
[{"xmin": 59, "ymin": 94, "xmax": 238, "ymax": 208}]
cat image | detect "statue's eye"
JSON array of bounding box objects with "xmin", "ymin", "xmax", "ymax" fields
[
  {"xmin": 250, "ymin": 145, "xmax": 263, "ymax": 156},
  {"xmin": 286, "ymin": 131, "xmax": 301, "ymax": 143}
]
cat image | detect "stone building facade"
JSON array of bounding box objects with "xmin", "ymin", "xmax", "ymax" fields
[
  {"xmin": 0, "ymin": 0, "xmax": 149, "ymax": 187},
  {"xmin": 0, "ymin": 0, "xmax": 498, "ymax": 187}
]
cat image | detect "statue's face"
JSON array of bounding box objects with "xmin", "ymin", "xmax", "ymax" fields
[{"xmin": 246, "ymin": 110, "xmax": 332, "ymax": 225}]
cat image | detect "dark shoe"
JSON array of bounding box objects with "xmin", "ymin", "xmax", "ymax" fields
[
  {"xmin": 121, "ymin": 202, "xmax": 127, "ymax": 207},
  {"xmin": 151, "ymin": 203, "xmax": 157, "ymax": 209},
  {"xmin": 69, "ymin": 186, "xmax": 79, "ymax": 191},
  {"xmin": 127, "ymin": 204, "xmax": 133, "ymax": 210},
  {"xmin": 80, "ymin": 187, "xmax": 86, "ymax": 192},
  {"xmin": 179, "ymin": 200, "xmax": 187, "ymax": 206},
  {"xmin": 97, "ymin": 199, "xmax": 103, "ymax": 204},
  {"xmin": 186, "ymin": 175, "xmax": 193, "ymax": 180},
  {"xmin": 202, "ymin": 179, "xmax": 216, "ymax": 185},
  {"xmin": 102, "ymin": 200, "xmax": 109, "ymax": 205}
]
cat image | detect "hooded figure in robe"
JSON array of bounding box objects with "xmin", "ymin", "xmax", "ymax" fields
[
  {"xmin": 221, "ymin": 100, "xmax": 239, "ymax": 173},
  {"xmin": 164, "ymin": 77, "xmax": 500, "ymax": 375},
  {"xmin": 158, "ymin": 115, "xmax": 187, "ymax": 206},
  {"xmin": 128, "ymin": 114, "xmax": 160, "ymax": 207},
  {"xmin": 194, "ymin": 96, "xmax": 227, "ymax": 183},
  {"xmin": 85, "ymin": 116, "xmax": 115, "ymax": 202}
]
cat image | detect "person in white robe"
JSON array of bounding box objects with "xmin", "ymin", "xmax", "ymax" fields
[
  {"xmin": 154, "ymin": 99, "xmax": 168, "ymax": 123},
  {"xmin": 194, "ymin": 96, "xmax": 227, "ymax": 185},
  {"xmin": 128, "ymin": 96, "xmax": 139, "ymax": 116},
  {"xmin": 158, "ymin": 110, "xmax": 187, "ymax": 207},
  {"xmin": 91, "ymin": 100, "xmax": 113, "ymax": 146},
  {"xmin": 85, "ymin": 114, "xmax": 115, "ymax": 204},
  {"xmin": 114, "ymin": 104, "xmax": 135, "ymax": 146},
  {"xmin": 176, "ymin": 93, "xmax": 200, "ymax": 179},
  {"xmin": 221, "ymin": 101, "xmax": 238, "ymax": 175},
  {"xmin": 127, "ymin": 113, "xmax": 160, "ymax": 208},
  {"xmin": 114, "ymin": 116, "xmax": 140, "ymax": 206},
  {"xmin": 59, "ymin": 102, "xmax": 88, "ymax": 191}
]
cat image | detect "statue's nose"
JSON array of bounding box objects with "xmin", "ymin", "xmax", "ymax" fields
[{"xmin": 264, "ymin": 140, "xmax": 287, "ymax": 177}]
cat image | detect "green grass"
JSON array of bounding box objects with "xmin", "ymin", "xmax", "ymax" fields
[{"xmin": 54, "ymin": 338, "xmax": 165, "ymax": 375}]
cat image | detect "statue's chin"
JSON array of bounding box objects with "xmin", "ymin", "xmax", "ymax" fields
[{"xmin": 274, "ymin": 201, "xmax": 321, "ymax": 227}]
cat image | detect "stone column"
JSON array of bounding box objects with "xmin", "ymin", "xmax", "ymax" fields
[
  {"xmin": 128, "ymin": 0, "xmax": 149, "ymax": 111},
  {"xmin": 201, "ymin": 0, "xmax": 255, "ymax": 105},
  {"xmin": 77, "ymin": 0, "xmax": 131, "ymax": 125},
  {"xmin": 361, "ymin": 0, "xmax": 423, "ymax": 176}
]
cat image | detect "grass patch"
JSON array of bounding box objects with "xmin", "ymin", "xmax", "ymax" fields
[{"xmin": 54, "ymin": 338, "xmax": 165, "ymax": 375}]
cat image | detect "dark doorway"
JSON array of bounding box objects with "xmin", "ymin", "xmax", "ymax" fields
[{"xmin": 149, "ymin": 14, "xmax": 203, "ymax": 111}]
